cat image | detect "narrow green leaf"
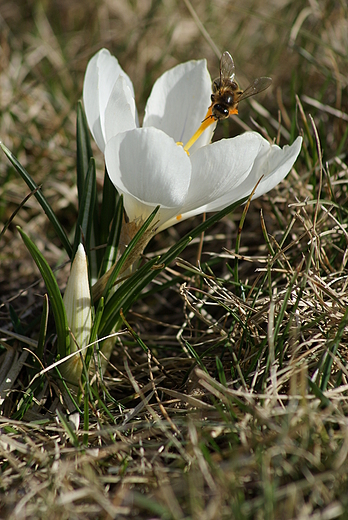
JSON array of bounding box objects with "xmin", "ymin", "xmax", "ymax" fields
[
  {"xmin": 184, "ymin": 340, "xmax": 208, "ymax": 372},
  {"xmin": 99, "ymin": 167, "xmax": 117, "ymax": 247},
  {"xmin": 90, "ymin": 297, "xmax": 104, "ymax": 345},
  {"xmin": 55, "ymin": 366, "xmax": 82, "ymax": 413},
  {"xmin": 72, "ymin": 157, "xmax": 97, "ymax": 259},
  {"xmin": 320, "ymin": 305, "xmax": 348, "ymax": 391},
  {"xmin": 100, "ymin": 256, "xmax": 159, "ymax": 335},
  {"xmin": 89, "ymin": 385, "xmax": 118, "ymax": 424},
  {"xmin": 308, "ymin": 378, "xmax": 331, "ymax": 408},
  {"xmin": 216, "ymin": 356, "xmax": 227, "ymax": 386},
  {"xmin": 120, "ymin": 311, "xmax": 148, "ymax": 353},
  {"xmin": 99, "ymin": 194, "xmax": 123, "ymax": 277},
  {"xmin": 17, "ymin": 227, "xmax": 69, "ymax": 358},
  {"xmin": 161, "ymin": 196, "xmax": 249, "ymax": 267},
  {"xmin": 273, "ymin": 267, "xmax": 301, "ymax": 347},
  {"xmin": 76, "ymin": 100, "xmax": 93, "ymax": 203},
  {"xmin": 37, "ymin": 294, "xmax": 49, "ymax": 362},
  {"xmin": 0, "ymin": 186, "xmax": 40, "ymax": 241},
  {"xmin": 83, "ymin": 390, "xmax": 89, "ymax": 446},
  {"xmin": 85, "ymin": 297, "xmax": 104, "ymax": 370},
  {"xmin": 9, "ymin": 305, "xmax": 24, "ymax": 335},
  {"xmin": 102, "ymin": 205, "xmax": 160, "ymax": 301},
  {"xmin": 1, "ymin": 142, "xmax": 72, "ymax": 257},
  {"xmin": 100, "ymin": 197, "xmax": 248, "ymax": 336}
]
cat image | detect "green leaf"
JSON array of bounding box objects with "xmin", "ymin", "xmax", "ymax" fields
[
  {"xmin": 320, "ymin": 305, "xmax": 348, "ymax": 391},
  {"xmin": 216, "ymin": 356, "xmax": 227, "ymax": 386},
  {"xmin": 100, "ymin": 196, "xmax": 248, "ymax": 336},
  {"xmin": 9, "ymin": 305, "xmax": 24, "ymax": 335},
  {"xmin": 17, "ymin": 227, "xmax": 70, "ymax": 358},
  {"xmin": 85, "ymin": 297, "xmax": 104, "ymax": 371},
  {"xmin": 1, "ymin": 142, "xmax": 72, "ymax": 258},
  {"xmin": 83, "ymin": 390, "xmax": 90, "ymax": 446},
  {"xmin": 120, "ymin": 311, "xmax": 148, "ymax": 353},
  {"xmin": 100, "ymin": 256, "xmax": 160, "ymax": 335},
  {"xmin": 99, "ymin": 194, "xmax": 123, "ymax": 277},
  {"xmin": 99, "ymin": 167, "xmax": 117, "ymax": 248},
  {"xmin": 184, "ymin": 340, "xmax": 208, "ymax": 372},
  {"xmin": 161, "ymin": 196, "xmax": 249, "ymax": 267},
  {"xmin": 96, "ymin": 205, "xmax": 160, "ymax": 304},
  {"xmin": 308, "ymin": 378, "xmax": 331, "ymax": 408},
  {"xmin": 76, "ymin": 100, "xmax": 93, "ymax": 204},
  {"xmin": 37, "ymin": 294, "xmax": 49, "ymax": 362},
  {"xmin": 72, "ymin": 157, "xmax": 97, "ymax": 259}
]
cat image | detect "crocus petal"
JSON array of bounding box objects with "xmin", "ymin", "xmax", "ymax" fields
[
  {"xmin": 105, "ymin": 76, "xmax": 137, "ymax": 142},
  {"xmin": 205, "ymin": 135, "xmax": 303, "ymax": 212},
  {"xmin": 162, "ymin": 134, "xmax": 302, "ymax": 228},
  {"xmin": 186, "ymin": 133, "xmax": 264, "ymax": 209},
  {"xmin": 160, "ymin": 133, "xmax": 264, "ymax": 230},
  {"xmin": 83, "ymin": 48, "xmax": 135, "ymax": 152},
  {"xmin": 105, "ymin": 127, "xmax": 191, "ymax": 226},
  {"xmin": 248, "ymin": 136, "xmax": 303, "ymax": 199},
  {"xmin": 143, "ymin": 60, "xmax": 215, "ymax": 153}
]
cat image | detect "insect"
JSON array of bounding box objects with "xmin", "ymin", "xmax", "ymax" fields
[{"xmin": 210, "ymin": 51, "xmax": 272, "ymax": 120}]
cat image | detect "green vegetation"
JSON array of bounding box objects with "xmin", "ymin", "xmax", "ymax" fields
[{"xmin": 1, "ymin": 1, "xmax": 348, "ymax": 518}]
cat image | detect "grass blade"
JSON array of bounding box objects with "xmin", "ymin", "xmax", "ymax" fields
[
  {"xmin": 1, "ymin": 142, "xmax": 72, "ymax": 258},
  {"xmin": 17, "ymin": 227, "xmax": 70, "ymax": 359}
]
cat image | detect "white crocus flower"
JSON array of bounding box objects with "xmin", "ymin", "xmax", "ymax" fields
[
  {"xmin": 62, "ymin": 243, "xmax": 92, "ymax": 384},
  {"xmin": 83, "ymin": 49, "xmax": 302, "ymax": 232}
]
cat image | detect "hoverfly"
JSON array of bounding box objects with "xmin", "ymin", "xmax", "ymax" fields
[{"xmin": 210, "ymin": 51, "xmax": 272, "ymax": 120}]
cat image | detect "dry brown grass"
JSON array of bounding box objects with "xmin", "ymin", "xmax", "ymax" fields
[{"xmin": 1, "ymin": 0, "xmax": 348, "ymax": 518}]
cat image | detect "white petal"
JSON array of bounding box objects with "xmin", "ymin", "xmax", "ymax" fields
[
  {"xmin": 251, "ymin": 136, "xmax": 303, "ymax": 199},
  {"xmin": 143, "ymin": 60, "xmax": 214, "ymax": 152},
  {"xmin": 208, "ymin": 135, "xmax": 303, "ymax": 211},
  {"xmin": 163, "ymin": 134, "xmax": 302, "ymax": 228},
  {"xmin": 185, "ymin": 132, "xmax": 264, "ymax": 210},
  {"xmin": 83, "ymin": 49, "xmax": 135, "ymax": 152},
  {"xmin": 105, "ymin": 76, "xmax": 137, "ymax": 142},
  {"xmin": 105, "ymin": 127, "xmax": 191, "ymax": 224},
  {"xmin": 83, "ymin": 51, "xmax": 104, "ymax": 151},
  {"xmin": 63, "ymin": 244, "xmax": 92, "ymax": 353}
]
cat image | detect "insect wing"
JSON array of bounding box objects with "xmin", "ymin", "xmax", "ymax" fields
[
  {"xmin": 238, "ymin": 77, "xmax": 272, "ymax": 101},
  {"xmin": 220, "ymin": 51, "xmax": 236, "ymax": 83}
]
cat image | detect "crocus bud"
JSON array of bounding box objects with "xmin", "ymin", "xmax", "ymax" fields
[{"xmin": 61, "ymin": 244, "xmax": 92, "ymax": 384}]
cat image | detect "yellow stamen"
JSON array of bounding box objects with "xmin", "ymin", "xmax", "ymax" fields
[
  {"xmin": 176, "ymin": 214, "xmax": 182, "ymax": 221},
  {"xmin": 176, "ymin": 141, "xmax": 190, "ymax": 156},
  {"xmin": 183, "ymin": 104, "xmax": 239, "ymax": 153},
  {"xmin": 183, "ymin": 106, "xmax": 215, "ymax": 152}
]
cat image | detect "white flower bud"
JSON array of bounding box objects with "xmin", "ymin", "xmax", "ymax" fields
[{"xmin": 62, "ymin": 244, "xmax": 92, "ymax": 384}]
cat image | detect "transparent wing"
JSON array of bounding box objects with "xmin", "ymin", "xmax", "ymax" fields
[
  {"xmin": 238, "ymin": 77, "xmax": 272, "ymax": 101},
  {"xmin": 220, "ymin": 51, "xmax": 235, "ymax": 83}
]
